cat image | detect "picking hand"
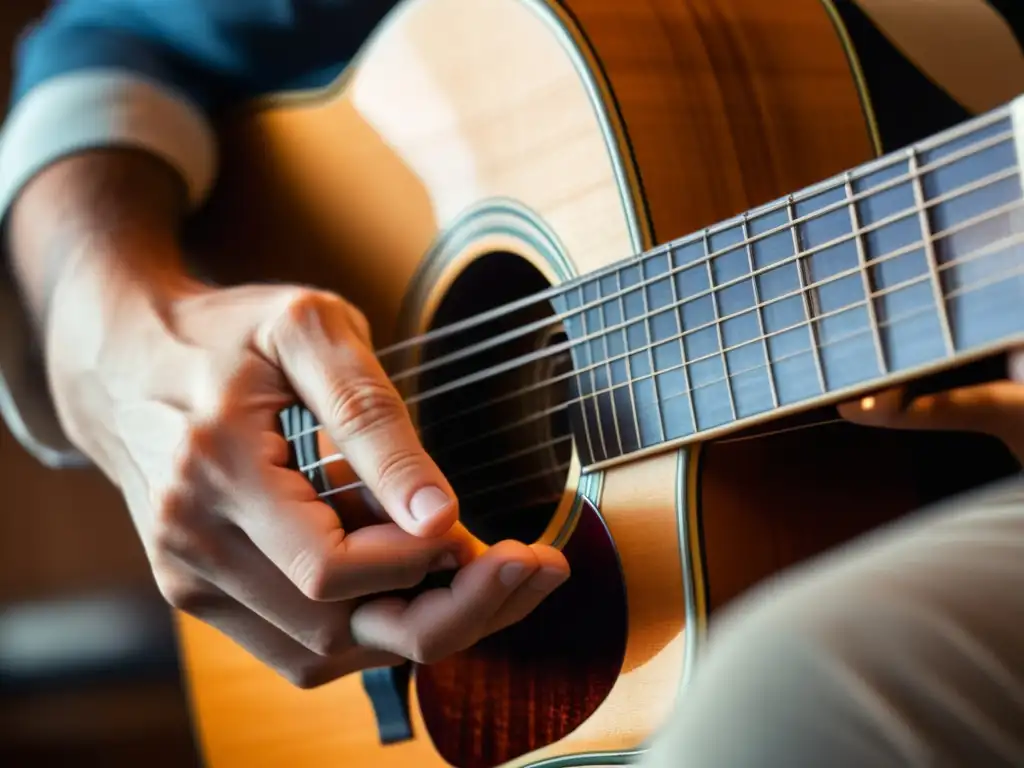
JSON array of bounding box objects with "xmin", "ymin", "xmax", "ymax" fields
[
  {"xmin": 43, "ymin": 266, "xmax": 569, "ymax": 687},
  {"xmin": 839, "ymin": 348, "xmax": 1024, "ymax": 462}
]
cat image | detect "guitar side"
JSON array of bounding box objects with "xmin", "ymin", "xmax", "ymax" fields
[{"xmin": 174, "ymin": 1, "xmax": 920, "ymax": 766}]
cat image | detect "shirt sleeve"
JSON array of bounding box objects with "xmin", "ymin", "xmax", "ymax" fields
[{"xmin": 0, "ymin": 0, "xmax": 397, "ymax": 467}]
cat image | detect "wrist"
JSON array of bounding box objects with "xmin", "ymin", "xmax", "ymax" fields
[{"xmin": 7, "ymin": 149, "xmax": 189, "ymax": 339}]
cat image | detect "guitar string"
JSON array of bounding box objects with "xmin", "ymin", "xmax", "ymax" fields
[
  {"xmin": 314, "ymin": 417, "xmax": 855, "ymax": 503},
  {"xmin": 385, "ymin": 148, "xmax": 1018, "ymax": 388},
  {"xmin": 319, "ymin": 460, "xmax": 572, "ymax": 503},
  {"xmin": 298, "ymin": 214, "xmax": 1024, "ymax": 485},
  {"xmin": 427, "ymin": 225, "xmax": 1024, "ymax": 460},
  {"xmin": 287, "ymin": 181, "xmax": 1024, "ymax": 447},
  {"xmin": 411, "ymin": 198, "xmax": 1021, "ymax": 439},
  {"xmin": 307, "ymin": 434, "xmax": 573, "ymax": 482},
  {"xmin": 392, "ymin": 163, "xmax": 1019, "ymax": 402},
  {"xmin": 405, "ymin": 415, "xmax": 856, "ymax": 512},
  {"xmin": 301, "ymin": 229, "xmax": 945, "ymax": 479},
  {"xmin": 367, "ymin": 114, "xmax": 1013, "ymax": 364},
  {"xmin": 307, "ymin": 254, "xmax": 1024, "ymax": 502},
  {"xmin": 316, "ymin": 414, "xmax": 852, "ymax": 508}
]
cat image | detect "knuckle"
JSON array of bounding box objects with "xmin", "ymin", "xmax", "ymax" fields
[
  {"xmin": 373, "ymin": 448, "xmax": 426, "ymax": 495},
  {"xmin": 283, "ymin": 289, "xmax": 340, "ymax": 324},
  {"xmin": 290, "ymin": 546, "xmax": 332, "ymax": 602},
  {"xmin": 393, "ymin": 559, "xmax": 430, "ymax": 591},
  {"xmin": 164, "ymin": 426, "xmax": 220, "ymax": 504},
  {"xmin": 280, "ymin": 290, "xmax": 357, "ymax": 340},
  {"xmin": 328, "ymin": 377, "xmax": 403, "ymax": 439},
  {"xmin": 155, "ymin": 569, "xmax": 210, "ymax": 615},
  {"xmin": 403, "ymin": 630, "xmax": 449, "ymax": 665},
  {"xmin": 303, "ymin": 616, "xmax": 352, "ymax": 657},
  {"xmin": 151, "ymin": 489, "xmax": 200, "ymax": 557}
]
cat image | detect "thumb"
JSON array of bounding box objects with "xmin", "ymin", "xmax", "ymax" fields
[{"xmin": 256, "ymin": 290, "xmax": 458, "ymax": 538}]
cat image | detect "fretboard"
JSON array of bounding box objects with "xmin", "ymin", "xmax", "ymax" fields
[{"xmin": 552, "ymin": 100, "xmax": 1024, "ymax": 469}]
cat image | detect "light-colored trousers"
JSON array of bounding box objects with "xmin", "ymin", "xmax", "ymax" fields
[{"xmin": 640, "ymin": 473, "xmax": 1024, "ymax": 767}]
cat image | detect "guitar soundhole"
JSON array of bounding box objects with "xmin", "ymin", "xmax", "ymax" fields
[{"xmin": 411, "ymin": 252, "xmax": 574, "ymax": 545}]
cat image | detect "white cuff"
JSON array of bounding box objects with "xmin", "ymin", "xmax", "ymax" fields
[{"xmin": 0, "ymin": 70, "xmax": 217, "ymax": 467}]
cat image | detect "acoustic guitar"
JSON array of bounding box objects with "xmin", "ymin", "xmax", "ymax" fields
[{"xmin": 178, "ymin": 0, "xmax": 1024, "ymax": 765}]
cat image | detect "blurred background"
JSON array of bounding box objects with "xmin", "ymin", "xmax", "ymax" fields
[{"xmin": 0, "ymin": 3, "xmax": 200, "ymax": 765}]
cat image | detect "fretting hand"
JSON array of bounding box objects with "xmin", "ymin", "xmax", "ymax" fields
[
  {"xmin": 11, "ymin": 151, "xmax": 570, "ymax": 688},
  {"xmin": 839, "ymin": 348, "xmax": 1024, "ymax": 463}
]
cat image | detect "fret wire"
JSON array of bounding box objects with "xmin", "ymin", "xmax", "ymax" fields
[
  {"xmin": 395, "ymin": 160, "xmax": 1017, "ymax": 388},
  {"xmin": 292, "ymin": 159, "xmax": 1024, "ymax": 448},
  {"xmin": 615, "ymin": 268, "xmax": 644, "ymax": 448},
  {"xmin": 327, "ymin": 246, "xmax": 1024, "ymax": 494},
  {"xmin": 669, "ymin": 255, "xmax": 1024, "ymax": 409},
  {"xmin": 413, "ymin": 194, "xmax": 1024, "ymax": 417},
  {"xmin": 742, "ymin": 213, "xmax": 780, "ymax": 410},
  {"xmin": 704, "ymin": 230, "xmax": 739, "ymax": 422},
  {"xmin": 573, "ymin": 247, "xmax": 1024, "ymax": 472},
  {"xmin": 330, "ymin": 245, "xmax": 1024, "ymax": 495},
  {"xmin": 787, "ymin": 197, "xmax": 829, "ymax": 395},
  {"xmin": 665, "ymin": 247, "xmax": 699, "ymax": 433},
  {"xmin": 589, "ymin": 249, "xmax": 1024, "ymax": 464},
  {"xmin": 576, "ymin": 283, "xmax": 604, "ymax": 463},
  {"xmin": 378, "ymin": 193, "xmax": 1024, "ymax": 452},
  {"xmin": 844, "ymin": 174, "xmax": 889, "ymax": 376},
  {"xmin": 597, "ymin": 281, "xmax": 624, "ymax": 457},
  {"xmin": 375, "ymin": 117, "xmax": 1013, "ymax": 367},
  {"xmin": 908, "ymin": 147, "xmax": 957, "ymax": 357},
  {"xmin": 622, "ymin": 126, "xmax": 1014, "ymax": 305},
  {"xmin": 386, "ymin": 228, "xmax": 1024, "ymax": 467},
  {"xmin": 362, "ymin": 192, "xmax": 1024, "ymax": 458},
  {"xmin": 636, "ymin": 260, "xmax": 667, "ymax": 444},
  {"xmin": 648, "ymin": 227, "xmax": 1024, "ymax": 391}
]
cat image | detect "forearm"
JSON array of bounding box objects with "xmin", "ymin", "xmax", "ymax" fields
[{"xmin": 8, "ymin": 149, "xmax": 188, "ymax": 338}]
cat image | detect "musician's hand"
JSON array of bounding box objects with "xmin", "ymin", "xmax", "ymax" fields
[
  {"xmin": 11, "ymin": 152, "xmax": 569, "ymax": 688},
  {"xmin": 838, "ymin": 348, "xmax": 1024, "ymax": 463}
]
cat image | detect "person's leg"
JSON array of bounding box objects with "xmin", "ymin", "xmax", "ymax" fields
[{"xmin": 642, "ymin": 473, "xmax": 1024, "ymax": 768}]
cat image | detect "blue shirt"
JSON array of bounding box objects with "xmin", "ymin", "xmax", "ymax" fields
[
  {"xmin": 11, "ymin": 0, "xmax": 401, "ymax": 112},
  {"xmin": 1, "ymin": 0, "xmax": 403, "ymax": 218}
]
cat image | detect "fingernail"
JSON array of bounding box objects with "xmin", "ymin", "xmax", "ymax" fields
[
  {"xmin": 529, "ymin": 567, "xmax": 569, "ymax": 593},
  {"xmin": 429, "ymin": 551, "xmax": 460, "ymax": 572},
  {"xmin": 499, "ymin": 562, "xmax": 528, "ymax": 586},
  {"xmin": 409, "ymin": 486, "xmax": 452, "ymax": 521}
]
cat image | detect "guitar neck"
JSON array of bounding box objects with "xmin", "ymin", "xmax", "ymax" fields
[{"xmin": 555, "ymin": 98, "xmax": 1024, "ymax": 470}]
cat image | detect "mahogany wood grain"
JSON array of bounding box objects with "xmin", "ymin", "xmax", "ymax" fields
[{"xmin": 417, "ymin": 500, "xmax": 627, "ymax": 768}]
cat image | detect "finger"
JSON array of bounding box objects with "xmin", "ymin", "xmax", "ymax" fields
[
  {"xmin": 160, "ymin": 567, "xmax": 401, "ymax": 688},
  {"xmin": 257, "ymin": 291, "xmax": 457, "ymax": 538},
  {"xmin": 1008, "ymin": 348, "xmax": 1024, "ymax": 383},
  {"xmin": 229, "ymin": 464, "xmax": 473, "ymax": 603},
  {"xmin": 838, "ymin": 381, "xmax": 1024, "ymax": 435},
  {"xmin": 349, "ymin": 540, "xmax": 543, "ymax": 663},
  {"xmin": 483, "ymin": 544, "xmax": 570, "ymax": 637},
  {"xmin": 177, "ymin": 523, "xmax": 361, "ymax": 656},
  {"xmin": 318, "ymin": 448, "xmax": 389, "ymax": 530},
  {"xmin": 262, "ymin": 431, "xmax": 291, "ymax": 466}
]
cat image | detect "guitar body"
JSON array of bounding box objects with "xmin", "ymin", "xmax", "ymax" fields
[{"xmin": 179, "ymin": 1, "xmax": 1020, "ymax": 766}]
